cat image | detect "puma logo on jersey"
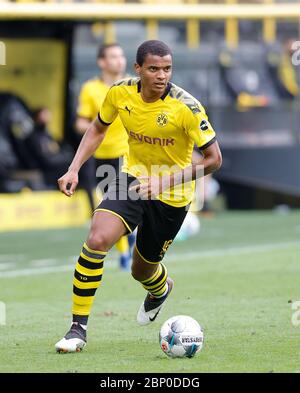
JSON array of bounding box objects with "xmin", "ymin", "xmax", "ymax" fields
[{"xmin": 125, "ymin": 106, "xmax": 132, "ymax": 115}]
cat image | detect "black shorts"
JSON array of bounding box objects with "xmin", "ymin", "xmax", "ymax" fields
[
  {"xmin": 95, "ymin": 157, "xmax": 122, "ymax": 194},
  {"xmin": 95, "ymin": 173, "xmax": 189, "ymax": 263}
]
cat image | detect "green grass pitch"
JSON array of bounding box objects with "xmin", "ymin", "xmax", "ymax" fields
[{"xmin": 1, "ymin": 210, "xmax": 300, "ymax": 373}]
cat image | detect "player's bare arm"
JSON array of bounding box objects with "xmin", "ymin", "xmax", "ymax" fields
[
  {"xmin": 131, "ymin": 141, "xmax": 222, "ymax": 199},
  {"xmin": 58, "ymin": 117, "xmax": 108, "ymax": 197},
  {"xmin": 189, "ymin": 139, "xmax": 222, "ymax": 178}
]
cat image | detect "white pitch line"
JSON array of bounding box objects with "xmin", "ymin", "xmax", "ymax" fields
[
  {"xmin": 0, "ymin": 263, "xmax": 16, "ymax": 271},
  {"xmin": 31, "ymin": 258, "xmax": 59, "ymax": 267},
  {"xmin": 0, "ymin": 254, "xmax": 25, "ymax": 263},
  {"xmin": 168, "ymin": 240, "xmax": 300, "ymax": 261},
  {"xmin": 0, "ymin": 264, "xmax": 75, "ymax": 278},
  {"xmin": 1, "ymin": 240, "xmax": 300, "ymax": 279}
]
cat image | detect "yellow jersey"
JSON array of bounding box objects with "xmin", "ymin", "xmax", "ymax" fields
[
  {"xmin": 77, "ymin": 77, "xmax": 129, "ymax": 159},
  {"xmin": 99, "ymin": 77, "xmax": 216, "ymax": 207}
]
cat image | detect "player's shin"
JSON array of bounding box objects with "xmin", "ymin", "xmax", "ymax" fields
[{"xmin": 72, "ymin": 242, "xmax": 106, "ymax": 329}]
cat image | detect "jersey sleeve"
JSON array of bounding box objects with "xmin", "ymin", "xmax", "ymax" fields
[
  {"xmin": 77, "ymin": 83, "xmax": 94, "ymax": 120},
  {"xmin": 98, "ymin": 86, "xmax": 118, "ymax": 126},
  {"xmin": 183, "ymin": 104, "xmax": 216, "ymax": 150}
]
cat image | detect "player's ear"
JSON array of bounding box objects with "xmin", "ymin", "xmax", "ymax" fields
[
  {"xmin": 134, "ymin": 62, "xmax": 141, "ymax": 76},
  {"xmin": 97, "ymin": 57, "xmax": 104, "ymax": 70}
]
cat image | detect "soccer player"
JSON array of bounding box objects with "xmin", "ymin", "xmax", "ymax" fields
[
  {"xmin": 55, "ymin": 40, "xmax": 222, "ymax": 353},
  {"xmin": 76, "ymin": 43, "xmax": 133, "ymax": 270}
]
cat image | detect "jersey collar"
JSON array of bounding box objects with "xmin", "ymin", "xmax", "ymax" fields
[{"xmin": 137, "ymin": 80, "xmax": 172, "ymax": 101}]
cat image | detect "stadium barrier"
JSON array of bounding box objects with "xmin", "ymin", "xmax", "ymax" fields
[
  {"xmin": 0, "ymin": 189, "xmax": 91, "ymax": 232},
  {"xmin": 2, "ymin": 3, "xmax": 300, "ymax": 19},
  {"xmin": 0, "ymin": 2, "xmax": 299, "ymax": 48}
]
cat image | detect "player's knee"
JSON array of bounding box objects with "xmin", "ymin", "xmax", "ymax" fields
[{"xmin": 86, "ymin": 231, "xmax": 110, "ymax": 252}]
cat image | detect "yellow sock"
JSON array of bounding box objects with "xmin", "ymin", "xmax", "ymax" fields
[{"xmin": 72, "ymin": 242, "xmax": 106, "ymax": 317}]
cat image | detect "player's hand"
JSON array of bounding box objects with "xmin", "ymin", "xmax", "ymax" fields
[
  {"xmin": 130, "ymin": 176, "xmax": 168, "ymax": 199},
  {"xmin": 57, "ymin": 170, "xmax": 79, "ymax": 197}
]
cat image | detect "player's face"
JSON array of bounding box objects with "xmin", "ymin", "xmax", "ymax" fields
[
  {"xmin": 98, "ymin": 46, "xmax": 127, "ymax": 76},
  {"xmin": 135, "ymin": 54, "xmax": 172, "ymax": 95},
  {"xmin": 36, "ymin": 108, "xmax": 51, "ymax": 125}
]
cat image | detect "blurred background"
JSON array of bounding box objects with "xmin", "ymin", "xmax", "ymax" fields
[
  {"xmin": 0, "ymin": 0, "xmax": 300, "ymax": 232},
  {"xmin": 1, "ymin": 2, "xmax": 300, "ymax": 373}
]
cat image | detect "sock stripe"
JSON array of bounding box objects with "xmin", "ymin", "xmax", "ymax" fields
[
  {"xmin": 75, "ymin": 263, "xmax": 103, "ymax": 277},
  {"xmin": 78, "ymin": 255, "xmax": 104, "ymax": 270},
  {"xmin": 143, "ymin": 268, "xmax": 167, "ymax": 290},
  {"xmin": 141, "ymin": 265, "xmax": 162, "ymax": 285},
  {"xmin": 73, "ymin": 277, "xmax": 101, "ymax": 290},
  {"xmin": 73, "ymin": 314, "xmax": 88, "ymax": 325},
  {"xmin": 141, "ymin": 263, "xmax": 168, "ymax": 298},
  {"xmin": 152, "ymin": 288, "xmax": 168, "ymax": 298},
  {"xmin": 149, "ymin": 281, "xmax": 168, "ymax": 296},
  {"xmin": 73, "ymin": 285, "xmax": 98, "ymax": 297},
  {"xmin": 74, "ymin": 269, "xmax": 102, "ymax": 283},
  {"xmin": 83, "ymin": 242, "xmax": 107, "ymax": 255},
  {"xmin": 80, "ymin": 251, "xmax": 105, "ymax": 264},
  {"xmin": 142, "ymin": 264, "xmax": 166, "ymax": 289},
  {"xmin": 72, "ymin": 294, "xmax": 94, "ymax": 311},
  {"xmin": 145, "ymin": 272, "xmax": 167, "ymax": 291}
]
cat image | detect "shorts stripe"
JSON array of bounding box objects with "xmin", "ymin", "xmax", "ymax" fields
[
  {"xmin": 94, "ymin": 208, "xmax": 133, "ymax": 233},
  {"xmin": 135, "ymin": 245, "xmax": 160, "ymax": 265}
]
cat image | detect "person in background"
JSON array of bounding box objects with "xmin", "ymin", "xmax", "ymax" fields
[
  {"xmin": 76, "ymin": 43, "xmax": 135, "ymax": 271},
  {"xmin": 267, "ymin": 38, "xmax": 299, "ymax": 101},
  {"xmin": 219, "ymin": 48, "xmax": 271, "ymax": 109},
  {"xmin": 26, "ymin": 107, "xmax": 73, "ymax": 187}
]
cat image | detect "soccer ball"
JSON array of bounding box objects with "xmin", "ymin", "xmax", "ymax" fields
[{"xmin": 159, "ymin": 315, "xmax": 204, "ymax": 358}]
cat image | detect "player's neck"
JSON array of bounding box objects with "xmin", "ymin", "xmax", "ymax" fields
[
  {"xmin": 100, "ymin": 72, "xmax": 123, "ymax": 87},
  {"xmin": 140, "ymin": 88, "xmax": 163, "ymax": 103}
]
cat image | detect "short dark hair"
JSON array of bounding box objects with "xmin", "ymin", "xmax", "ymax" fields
[
  {"xmin": 136, "ymin": 40, "xmax": 172, "ymax": 66},
  {"xmin": 97, "ymin": 43, "xmax": 121, "ymax": 59}
]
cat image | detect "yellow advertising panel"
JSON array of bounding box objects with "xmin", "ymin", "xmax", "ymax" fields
[
  {"xmin": 0, "ymin": 190, "xmax": 91, "ymax": 232},
  {"xmin": 0, "ymin": 41, "xmax": 5, "ymax": 65},
  {"xmin": 0, "ymin": 38, "xmax": 66, "ymax": 140}
]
